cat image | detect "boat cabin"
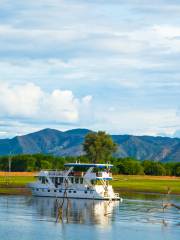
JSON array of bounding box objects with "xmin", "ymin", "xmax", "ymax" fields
[{"xmin": 37, "ymin": 163, "xmax": 113, "ymax": 188}]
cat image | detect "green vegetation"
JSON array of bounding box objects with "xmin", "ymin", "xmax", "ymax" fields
[
  {"xmin": 111, "ymin": 158, "xmax": 180, "ymax": 177},
  {"xmin": 0, "ymin": 176, "xmax": 35, "ymax": 187},
  {"xmin": 83, "ymin": 131, "xmax": 117, "ymax": 163},
  {"xmin": 0, "ymin": 154, "xmax": 180, "ymax": 176},
  {"xmin": 0, "ymin": 176, "xmax": 35, "ymax": 195},
  {"xmin": 0, "ymin": 154, "xmax": 88, "ymax": 172},
  {"xmin": 111, "ymin": 175, "xmax": 180, "ymax": 195},
  {"xmin": 0, "ymin": 157, "xmax": 179, "ymax": 195}
]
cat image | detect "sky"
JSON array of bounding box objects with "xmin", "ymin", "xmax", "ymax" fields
[{"xmin": 0, "ymin": 0, "xmax": 180, "ymax": 138}]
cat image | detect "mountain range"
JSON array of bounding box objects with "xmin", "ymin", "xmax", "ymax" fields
[{"xmin": 0, "ymin": 128, "xmax": 179, "ymax": 162}]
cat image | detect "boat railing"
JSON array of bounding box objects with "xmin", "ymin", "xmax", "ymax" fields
[
  {"xmin": 47, "ymin": 170, "xmax": 66, "ymax": 176},
  {"xmin": 40, "ymin": 170, "xmax": 112, "ymax": 178},
  {"xmin": 48, "ymin": 171, "xmax": 85, "ymax": 177}
]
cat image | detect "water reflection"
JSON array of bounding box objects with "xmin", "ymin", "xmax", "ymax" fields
[
  {"xmin": 29, "ymin": 197, "xmax": 119, "ymax": 226},
  {"xmin": 0, "ymin": 195, "xmax": 179, "ymax": 240}
]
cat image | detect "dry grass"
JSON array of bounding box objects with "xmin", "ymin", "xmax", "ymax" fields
[{"xmin": 0, "ymin": 172, "xmax": 37, "ymax": 176}]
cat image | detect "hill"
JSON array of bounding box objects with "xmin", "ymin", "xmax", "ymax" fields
[{"xmin": 0, "ymin": 128, "xmax": 179, "ymax": 162}]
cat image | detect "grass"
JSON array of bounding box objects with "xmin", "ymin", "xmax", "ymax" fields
[
  {"xmin": 0, "ymin": 173, "xmax": 179, "ymax": 195},
  {"xmin": 0, "ymin": 176, "xmax": 35, "ymax": 187},
  {"xmin": 0, "ymin": 175, "xmax": 35, "ymax": 195},
  {"xmin": 112, "ymin": 175, "xmax": 180, "ymax": 195}
]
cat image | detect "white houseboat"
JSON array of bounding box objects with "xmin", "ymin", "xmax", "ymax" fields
[{"xmin": 28, "ymin": 163, "xmax": 122, "ymax": 201}]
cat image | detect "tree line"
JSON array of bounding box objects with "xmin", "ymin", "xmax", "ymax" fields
[
  {"xmin": 0, "ymin": 154, "xmax": 179, "ymax": 176},
  {"xmin": 111, "ymin": 157, "xmax": 180, "ymax": 176}
]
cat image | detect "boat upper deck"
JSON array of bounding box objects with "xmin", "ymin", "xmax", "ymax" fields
[
  {"xmin": 64, "ymin": 163, "xmax": 113, "ymax": 168},
  {"xmin": 39, "ymin": 163, "xmax": 113, "ymax": 180}
]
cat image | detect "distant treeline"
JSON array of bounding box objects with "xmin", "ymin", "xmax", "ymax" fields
[
  {"xmin": 111, "ymin": 158, "xmax": 180, "ymax": 177},
  {"xmin": 0, "ymin": 154, "xmax": 179, "ymax": 176}
]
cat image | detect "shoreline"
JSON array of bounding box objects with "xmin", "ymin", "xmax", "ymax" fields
[
  {"xmin": 0, "ymin": 186, "xmax": 179, "ymax": 196},
  {"xmin": 114, "ymin": 188, "xmax": 180, "ymax": 196},
  {"xmin": 0, "ymin": 187, "xmax": 31, "ymax": 196}
]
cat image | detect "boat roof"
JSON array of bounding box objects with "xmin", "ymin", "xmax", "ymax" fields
[{"xmin": 64, "ymin": 163, "xmax": 113, "ymax": 168}]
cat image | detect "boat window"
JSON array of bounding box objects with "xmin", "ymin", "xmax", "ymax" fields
[
  {"xmin": 69, "ymin": 190, "xmax": 71, "ymax": 193},
  {"xmin": 56, "ymin": 177, "xmax": 60, "ymax": 184},
  {"xmin": 41, "ymin": 177, "xmax": 46, "ymax": 184},
  {"xmin": 60, "ymin": 177, "xmax": 63, "ymax": 184},
  {"xmin": 54, "ymin": 190, "xmax": 57, "ymax": 192},
  {"xmin": 75, "ymin": 177, "xmax": 79, "ymax": 184},
  {"xmin": 36, "ymin": 188, "xmax": 39, "ymax": 191},
  {"xmin": 51, "ymin": 177, "xmax": 54, "ymax": 184},
  {"xmin": 80, "ymin": 178, "xmax": 83, "ymax": 184},
  {"xmin": 55, "ymin": 178, "xmax": 59, "ymax": 187},
  {"xmin": 71, "ymin": 178, "xmax": 74, "ymax": 184},
  {"xmin": 48, "ymin": 189, "xmax": 50, "ymax": 192},
  {"xmin": 73, "ymin": 191, "xmax": 76, "ymax": 193},
  {"xmin": 84, "ymin": 190, "xmax": 87, "ymax": 194},
  {"xmin": 59, "ymin": 190, "xmax": 62, "ymax": 193}
]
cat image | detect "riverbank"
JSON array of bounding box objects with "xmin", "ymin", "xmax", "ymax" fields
[
  {"xmin": 0, "ymin": 173, "xmax": 35, "ymax": 195},
  {"xmin": 0, "ymin": 173, "xmax": 179, "ymax": 195},
  {"xmin": 112, "ymin": 175, "xmax": 180, "ymax": 195}
]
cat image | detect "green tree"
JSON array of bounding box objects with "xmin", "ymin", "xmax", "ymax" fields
[
  {"xmin": 164, "ymin": 163, "xmax": 174, "ymax": 176},
  {"xmin": 173, "ymin": 163, "xmax": 180, "ymax": 176},
  {"xmin": 115, "ymin": 158, "xmax": 144, "ymax": 175},
  {"xmin": 83, "ymin": 131, "xmax": 117, "ymax": 163},
  {"xmin": 142, "ymin": 160, "xmax": 166, "ymax": 176}
]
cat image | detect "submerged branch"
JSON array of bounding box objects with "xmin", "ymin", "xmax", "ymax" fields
[{"xmin": 162, "ymin": 203, "xmax": 180, "ymax": 210}]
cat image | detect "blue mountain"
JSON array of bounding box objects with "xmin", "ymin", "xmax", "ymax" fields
[{"xmin": 0, "ymin": 128, "xmax": 179, "ymax": 162}]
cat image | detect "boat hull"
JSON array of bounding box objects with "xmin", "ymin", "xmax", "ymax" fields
[{"xmin": 29, "ymin": 187, "xmax": 121, "ymax": 201}]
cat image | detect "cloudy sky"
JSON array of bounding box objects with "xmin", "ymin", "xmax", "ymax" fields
[{"xmin": 0, "ymin": 0, "xmax": 180, "ymax": 138}]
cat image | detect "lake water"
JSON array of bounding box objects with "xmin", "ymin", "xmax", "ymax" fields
[{"xmin": 0, "ymin": 193, "xmax": 179, "ymax": 240}]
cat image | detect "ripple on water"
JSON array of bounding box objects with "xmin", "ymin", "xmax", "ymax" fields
[{"xmin": 0, "ymin": 194, "xmax": 179, "ymax": 240}]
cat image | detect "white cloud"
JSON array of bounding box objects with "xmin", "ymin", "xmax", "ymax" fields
[
  {"xmin": 92, "ymin": 108, "xmax": 180, "ymax": 137},
  {"xmin": 0, "ymin": 82, "xmax": 42, "ymax": 117},
  {"xmin": 95, "ymin": 37, "xmax": 145, "ymax": 54},
  {"xmin": 0, "ymin": 24, "xmax": 85, "ymax": 43},
  {"xmin": 0, "ymin": 1, "xmax": 180, "ymax": 137},
  {"xmin": 153, "ymin": 25, "xmax": 180, "ymax": 39},
  {"xmin": 0, "ymin": 82, "xmax": 92, "ymax": 123},
  {"xmin": 82, "ymin": 95, "xmax": 92, "ymax": 104},
  {"xmin": 124, "ymin": 25, "xmax": 180, "ymax": 54},
  {"xmin": 42, "ymin": 89, "xmax": 79, "ymax": 122}
]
